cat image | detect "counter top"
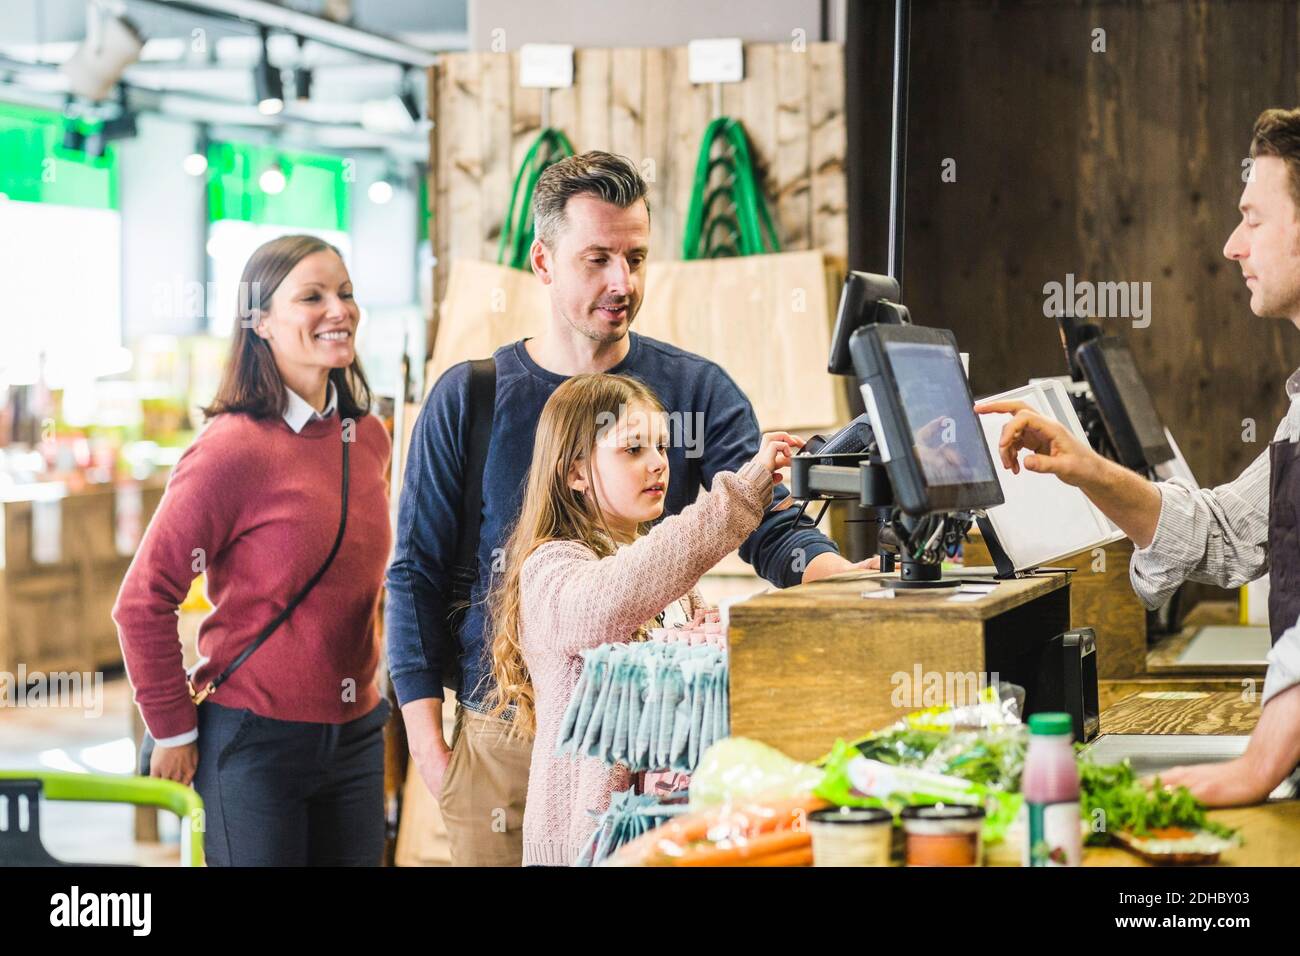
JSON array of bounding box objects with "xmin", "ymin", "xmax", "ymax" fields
[
  {"xmin": 1080, "ymin": 690, "xmax": 1300, "ymax": 866},
  {"xmin": 729, "ymin": 565, "xmax": 1068, "ymax": 621}
]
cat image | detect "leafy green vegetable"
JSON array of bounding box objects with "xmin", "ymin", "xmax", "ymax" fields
[
  {"xmin": 1078, "ymin": 758, "xmax": 1240, "ymax": 846},
  {"xmin": 850, "ymin": 728, "xmax": 1025, "ymax": 791}
]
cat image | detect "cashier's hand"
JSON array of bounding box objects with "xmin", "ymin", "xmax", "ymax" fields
[
  {"xmin": 1155, "ymin": 758, "xmax": 1277, "ymax": 809},
  {"xmin": 973, "ymin": 400, "xmax": 1101, "ymax": 487},
  {"xmin": 751, "ymin": 432, "xmax": 805, "ymax": 511},
  {"xmin": 150, "ymin": 742, "xmax": 199, "ymax": 787}
]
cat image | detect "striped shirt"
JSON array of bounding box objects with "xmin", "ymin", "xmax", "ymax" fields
[{"xmin": 1129, "ymin": 367, "xmax": 1300, "ymax": 705}]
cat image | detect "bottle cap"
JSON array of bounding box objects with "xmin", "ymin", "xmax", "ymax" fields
[{"xmin": 1028, "ymin": 712, "xmax": 1073, "ymax": 736}]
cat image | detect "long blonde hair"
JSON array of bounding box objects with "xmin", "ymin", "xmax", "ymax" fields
[{"xmin": 486, "ymin": 373, "xmax": 665, "ymax": 735}]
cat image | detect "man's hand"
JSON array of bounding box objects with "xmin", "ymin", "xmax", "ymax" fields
[
  {"xmin": 973, "ymin": 400, "xmax": 1102, "ymax": 487},
  {"xmin": 150, "ymin": 741, "xmax": 198, "ymax": 786},
  {"xmin": 1156, "ymin": 683, "xmax": 1300, "ymax": 808},
  {"xmin": 801, "ymin": 551, "xmax": 879, "ymax": 584},
  {"xmin": 402, "ymin": 698, "xmax": 453, "ymax": 800},
  {"xmin": 973, "ymin": 399, "xmax": 1163, "ymax": 547},
  {"xmin": 1156, "ymin": 758, "xmax": 1276, "ymax": 808}
]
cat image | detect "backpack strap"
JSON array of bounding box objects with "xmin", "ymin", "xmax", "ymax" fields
[{"xmin": 445, "ymin": 357, "xmax": 497, "ymax": 692}]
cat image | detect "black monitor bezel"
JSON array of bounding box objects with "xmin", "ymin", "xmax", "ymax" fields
[
  {"xmin": 828, "ymin": 271, "xmax": 903, "ymax": 375},
  {"xmin": 1076, "ymin": 336, "xmax": 1174, "ymax": 472},
  {"xmin": 849, "ymin": 323, "xmax": 1005, "ymax": 515}
]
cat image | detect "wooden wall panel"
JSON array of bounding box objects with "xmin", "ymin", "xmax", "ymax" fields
[
  {"xmin": 426, "ymin": 41, "xmax": 848, "ymax": 348},
  {"xmin": 879, "ymin": 0, "xmax": 1300, "ymax": 493}
]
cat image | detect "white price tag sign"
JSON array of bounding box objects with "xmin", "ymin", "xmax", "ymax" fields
[
  {"xmin": 688, "ymin": 38, "xmax": 744, "ymax": 84},
  {"xmin": 519, "ymin": 43, "xmax": 574, "ymax": 89}
]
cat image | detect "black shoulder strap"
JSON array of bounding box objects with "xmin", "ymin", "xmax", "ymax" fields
[
  {"xmin": 450, "ymin": 356, "xmax": 497, "ymax": 607},
  {"xmin": 194, "ymin": 424, "xmax": 350, "ymax": 703}
]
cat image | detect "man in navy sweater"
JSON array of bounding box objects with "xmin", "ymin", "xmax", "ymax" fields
[{"xmin": 386, "ymin": 151, "xmax": 865, "ymax": 866}]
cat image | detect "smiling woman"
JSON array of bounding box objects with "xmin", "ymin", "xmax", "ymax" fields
[
  {"xmin": 113, "ymin": 232, "xmax": 394, "ymax": 866},
  {"xmin": 202, "ymin": 233, "xmax": 373, "ymax": 421}
]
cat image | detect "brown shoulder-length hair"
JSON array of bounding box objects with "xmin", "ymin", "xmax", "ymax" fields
[
  {"xmin": 486, "ymin": 373, "xmax": 666, "ymax": 736},
  {"xmin": 202, "ymin": 234, "xmax": 373, "ymax": 421}
]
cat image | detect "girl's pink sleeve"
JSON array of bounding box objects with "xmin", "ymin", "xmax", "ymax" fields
[{"xmin": 520, "ymin": 461, "xmax": 773, "ymax": 657}]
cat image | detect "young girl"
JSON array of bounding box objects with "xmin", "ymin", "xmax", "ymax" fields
[{"xmin": 487, "ymin": 373, "xmax": 800, "ymax": 866}]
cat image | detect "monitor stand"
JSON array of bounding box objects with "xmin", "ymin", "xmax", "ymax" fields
[{"xmin": 887, "ymin": 555, "xmax": 963, "ymax": 590}]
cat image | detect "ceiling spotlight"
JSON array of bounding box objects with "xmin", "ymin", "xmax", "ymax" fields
[
  {"xmin": 254, "ymin": 27, "xmax": 284, "ymax": 115},
  {"xmin": 62, "ymin": 119, "xmax": 85, "ymax": 152},
  {"xmin": 60, "ymin": 96, "xmax": 84, "ymax": 152},
  {"xmin": 84, "ymin": 126, "xmax": 107, "ymax": 160},
  {"xmin": 294, "ymin": 35, "xmax": 312, "ymax": 102},
  {"xmin": 62, "ymin": 12, "xmax": 144, "ymax": 101},
  {"xmin": 99, "ymin": 84, "xmax": 137, "ymax": 141},
  {"xmin": 367, "ymin": 179, "xmax": 394, "ymax": 205},
  {"xmin": 184, "ymin": 126, "xmax": 210, "ymax": 177},
  {"xmin": 399, "ymin": 68, "xmax": 420, "ymax": 122},
  {"xmin": 259, "ymin": 162, "xmax": 287, "ymax": 195}
]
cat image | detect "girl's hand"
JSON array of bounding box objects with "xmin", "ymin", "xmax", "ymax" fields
[
  {"xmin": 750, "ymin": 431, "xmax": 805, "ymax": 476},
  {"xmin": 750, "ymin": 432, "xmax": 806, "ymax": 511}
]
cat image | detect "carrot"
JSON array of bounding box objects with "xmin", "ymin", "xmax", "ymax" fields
[
  {"xmin": 673, "ymin": 829, "xmax": 811, "ymax": 866},
  {"xmin": 733, "ymin": 846, "xmax": 814, "ymax": 867},
  {"xmin": 607, "ymin": 793, "xmax": 828, "ymax": 866}
]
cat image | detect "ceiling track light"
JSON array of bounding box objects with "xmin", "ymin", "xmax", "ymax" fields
[
  {"xmin": 254, "ymin": 26, "xmax": 284, "ymax": 116},
  {"xmin": 259, "ymin": 158, "xmax": 288, "ymax": 195},
  {"xmin": 294, "ymin": 35, "xmax": 312, "ymax": 102},
  {"xmin": 61, "ymin": 95, "xmax": 85, "ymax": 152},
  {"xmin": 398, "ymin": 67, "xmax": 420, "ymax": 122},
  {"xmin": 183, "ymin": 125, "xmax": 210, "ymax": 177},
  {"xmin": 100, "ymin": 83, "xmax": 137, "ymax": 141}
]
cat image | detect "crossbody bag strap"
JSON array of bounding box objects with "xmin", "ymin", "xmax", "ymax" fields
[{"xmin": 190, "ymin": 425, "xmax": 351, "ymax": 705}]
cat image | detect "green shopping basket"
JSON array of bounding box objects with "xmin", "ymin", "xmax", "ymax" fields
[{"xmin": 0, "ymin": 771, "xmax": 204, "ymax": 867}]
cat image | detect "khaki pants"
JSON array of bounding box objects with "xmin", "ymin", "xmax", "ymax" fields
[{"xmin": 439, "ymin": 704, "xmax": 532, "ymax": 867}]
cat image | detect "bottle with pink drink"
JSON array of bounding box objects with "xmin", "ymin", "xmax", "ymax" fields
[{"xmin": 1020, "ymin": 712, "xmax": 1082, "ymax": 867}]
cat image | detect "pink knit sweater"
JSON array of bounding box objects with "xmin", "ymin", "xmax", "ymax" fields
[{"xmin": 518, "ymin": 460, "xmax": 774, "ymax": 866}]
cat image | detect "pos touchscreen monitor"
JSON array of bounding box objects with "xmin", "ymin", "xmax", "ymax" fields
[
  {"xmin": 827, "ymin": 271, "xmax": 907, "ymax": 375},
  {"xmin": 849, "ymin": 324, "xmax": 1005, "ymax": 515},
  {"xmin": 1075, "ymin": 336, "xmax": 1173, "ymax": 472}
]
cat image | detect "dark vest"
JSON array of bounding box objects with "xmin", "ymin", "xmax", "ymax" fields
[{"xmin": 1268, "ymin": 439, "xmax": 1300, "ymax": 643}]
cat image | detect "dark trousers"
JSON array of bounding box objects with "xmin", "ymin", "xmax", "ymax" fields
[{"xmin": 193, "ymin": 698, "xmax": 389, "ymax": 866}]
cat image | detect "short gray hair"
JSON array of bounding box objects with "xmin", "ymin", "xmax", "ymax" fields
[{"xmin": 532, "ymin": 151, "xmax": 649, "ymax": 248}]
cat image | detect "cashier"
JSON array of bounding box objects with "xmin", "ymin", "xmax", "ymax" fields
[{"xmin": 976, "ymin": 107, "xmax": 1300, "ymax": 807}]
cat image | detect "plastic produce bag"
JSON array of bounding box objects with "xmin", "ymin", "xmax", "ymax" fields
[
  {"xmin": 816, "ymin": 739, "xmax": 1023, "ymax": 844},
  {"xmin": 689, "ymin": 738, "xmax": 824, "ymax": 811},
  {"xmin": 601, "ymin": 793, "xmax": 826, "ymax": 867}
]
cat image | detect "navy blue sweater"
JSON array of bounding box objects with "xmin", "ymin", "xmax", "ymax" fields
[{"xmin": 385, "ymin": 333, "xmax": 841, "ymax": 708}]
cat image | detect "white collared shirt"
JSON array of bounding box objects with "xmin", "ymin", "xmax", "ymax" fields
[
  {"xmin": 1128, "ymin": 367, "xmax": 1300, "ymax": 709},
  {"xmin": 149, "ymin": 381, "xmax": 341, "ymax": 749},
  {"xmin": 282, "ymin": 382, "xmax": 339, "ymax": 433}
]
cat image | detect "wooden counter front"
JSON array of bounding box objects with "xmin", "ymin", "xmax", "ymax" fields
[
  {"xmin": 727, "ymin": 568, "xmax": 1070, "ymax": 762},
  {"xmin": 964, "ymin": 532, "xmax": 1147, "ymax": 680}
]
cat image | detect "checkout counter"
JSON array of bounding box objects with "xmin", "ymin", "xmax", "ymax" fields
[{"xmin": 722, "ymin": 272, "xmax": 1300, "ymax": 866}]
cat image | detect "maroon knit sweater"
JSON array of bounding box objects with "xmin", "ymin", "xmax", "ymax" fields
[{"xmin": 113, "ymin": 411, "xmax": 391, "ymax": 740}]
